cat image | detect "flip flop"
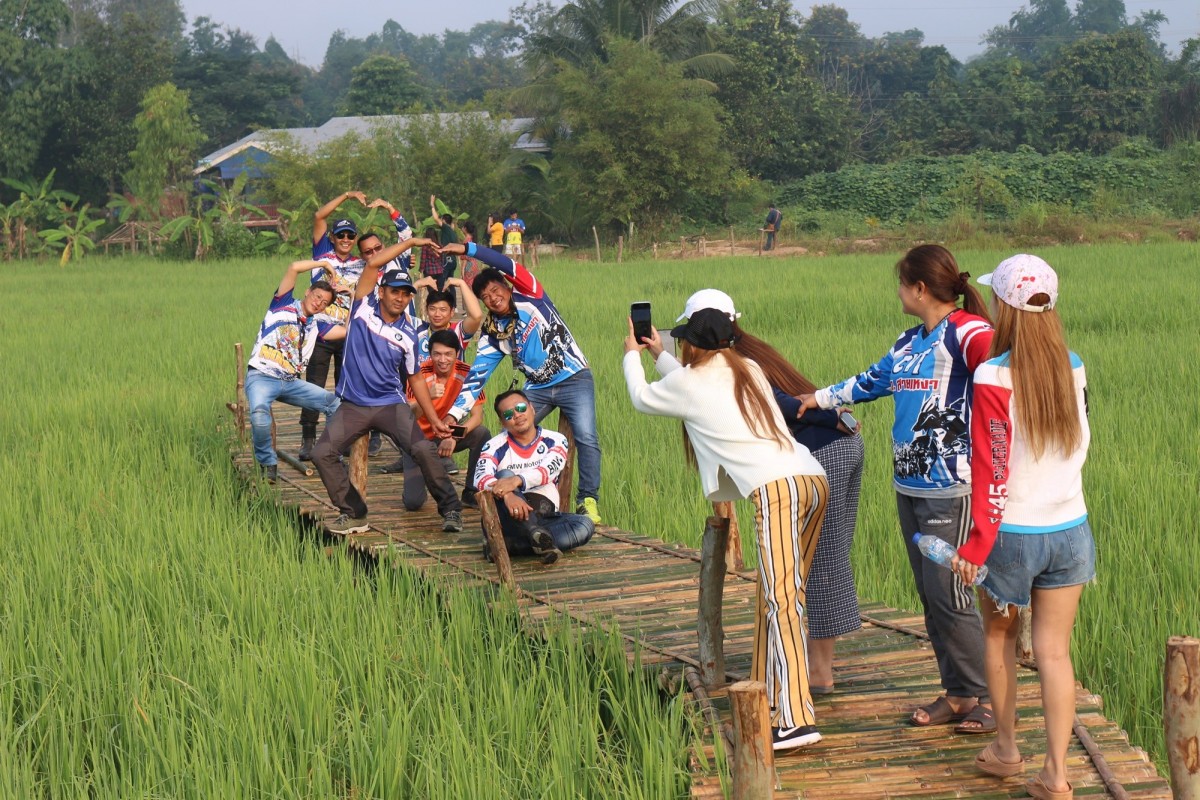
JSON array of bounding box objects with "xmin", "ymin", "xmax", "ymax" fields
[
  {"xmin": 909, "ymin": 696, "xmax": 967, "ymax": 727},
  {"xmin": 955, "ymin": 704, "xmax": 997, "ymax": 735},
  {"xmin": 1025, "ymin": 775, "xmax": 1073, "ymax": 800},
  {"xmin": 974, "ymin": 741, "xmax": 1024, "ymax": 778}
]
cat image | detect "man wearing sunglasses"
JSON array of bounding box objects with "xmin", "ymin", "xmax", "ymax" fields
[
  {"xmin": 312, "ymin": 236, "xmax": 465, "ymax": 535},
  {"xmin": 474, "ymin": 390, "xmax": 595, "ymax": 564},
  {"xmin": 440, "ymin": 241, "xmax": 604, "ymax": 526}
]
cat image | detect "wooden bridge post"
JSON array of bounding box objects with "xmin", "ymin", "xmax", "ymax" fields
[
  {"xmin": 1017, "ymin": 607, "xmax": 1034, "ymax": 663},
  {"xmin": 728, "ymin": 680, "xmax": 775, "ymax": 800},
  {"xmin": 1166, "ymin": 635, "xmax": 1200, "ymax": 798},
  {"xmin": 349, "ymin": 437, "xmax": 369, "ymax": 501},
  {"xmin": 477, "ymin": 492, "xmax": 516, "ymax": 590},
  {"xmin": 712, "ymin": 501, "xmax": 745, "ymax": 571},
  {"xmin": 557, "ymin": 415, "xmax": 577, "ymax": 515},
  {"xmin": 232, "ymin": 343, "xmax": 246, "ymax": 440},
  {"xmin": 698, "ymin": 516, "xmax": 730, "ymax": 688}
]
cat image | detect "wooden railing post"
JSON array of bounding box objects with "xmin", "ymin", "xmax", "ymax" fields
[
  {"xmin": 712, "ymin": 501, "xmax": 745, "ymax": 571},
  {"xmin": 478, "ymin": 492, "xmax": 516, "ymax": 590},
  {"xmin": 698, "ymin": 515, "xmax": 730, "ymax": 688},
  {"xmin": 557, "ymin": 415, "xmax": 577, "ymax": 514},
  {"xmin": 728, "ymin": 680, "xmax": 775, "ymax": 800},
  {"xmin": 349, "ymin": 436, "xmax": 369, "ymax": 501},
  {"xmin": 1166, "ymin": 635, "xmax": 1200, "ymax": 798}
]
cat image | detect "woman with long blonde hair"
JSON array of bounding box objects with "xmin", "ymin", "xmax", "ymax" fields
[
  {"xmin": 953, "ymin": 255, "xmax": 1092, "ymax": 800},
  {"xmin": 624, "ymin": 301, "xmax": 829, "ymax": 751}
]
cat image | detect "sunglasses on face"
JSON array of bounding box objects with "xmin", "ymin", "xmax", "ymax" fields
[
  {"xmin": 333, "ymin": 231, "xmax": 356, "ymax": 240},
  {"xmin": 500, "ymin": 402, "xmax": 528, "ymax": 421},
  {"xmin": 360, "ymin": 245, "xmax": 382, "ymax": 256}
]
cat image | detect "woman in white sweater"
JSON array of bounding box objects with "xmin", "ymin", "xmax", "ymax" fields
[{"xmin": 624, "ymin": 305, "xmax": 829, "ymax": 751}]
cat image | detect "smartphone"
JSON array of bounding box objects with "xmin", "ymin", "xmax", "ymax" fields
[
  {"xmin": 631, "ymin": 301, "xmax": 653, "ymax": 344},
  {"xmin": 449, "ymin": 425, "xmax": 467, "ymax": 439},
  {"xmin": 839, "ymin": 411, "xmax": 859, "ymax": 431}
]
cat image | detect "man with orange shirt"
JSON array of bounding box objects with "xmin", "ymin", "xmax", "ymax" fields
[{"xmin": 398, "ymin": 329, "xmax": 490, "ymax": 510}]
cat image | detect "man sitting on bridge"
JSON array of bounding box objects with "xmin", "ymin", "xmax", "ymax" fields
[{"xmin": 474, "ymin": 390, "xmax": 595, "ymax": 564}]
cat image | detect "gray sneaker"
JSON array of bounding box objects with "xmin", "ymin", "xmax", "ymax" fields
[
  {"xmin": 328, "ymin": 514, "xmax": 369, "ymax": 534},
  {"xmin": 442, "ymin": 510, "xmax": 463, "ymax": 532},
  {"xmin": 259, "ymin": 464, "xmax": 278, "ymax": 483}
]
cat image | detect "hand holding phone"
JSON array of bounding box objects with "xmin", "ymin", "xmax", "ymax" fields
[
  {"xmin": 838, "ymin": 410, "xmax": 859, "ymax": 433},
  {"xmin": 449, "ymin": 424, "xmax": 467, "ymax": 439},
  {"xmin": 630, "ymin": 301, "xmax": 653, "ymax": 344}
]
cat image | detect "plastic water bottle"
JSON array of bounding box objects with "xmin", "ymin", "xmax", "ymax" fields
[{"xmin": 911, "ymin": 533, "xmax": 988, "ymax": 585}]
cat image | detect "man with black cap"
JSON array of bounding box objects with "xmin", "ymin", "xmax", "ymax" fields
[
  {"xmin": 312, "ymin": 235, "xmax": 465, "ymax": 535},
  {"xmin": 300, "ymin": 191, "xmax": 369, "ymax": 460}
]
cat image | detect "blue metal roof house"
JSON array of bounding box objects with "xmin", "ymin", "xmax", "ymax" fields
[{"xmin": 194, "ymin": 113, "xmax": 547, "ymax": 181}]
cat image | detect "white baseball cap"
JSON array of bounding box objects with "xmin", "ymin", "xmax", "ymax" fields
[
  {"xmin": 676, "ymin": 289, "xmax": 741, "ymax": 322},
  {"xmin": 977, "ymin": 254, "xmax": 1058, "ymax": 312}
]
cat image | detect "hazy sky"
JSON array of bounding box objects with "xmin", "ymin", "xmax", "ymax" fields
[{"xmin": 180, "ymin": 0, "xmax": 1198, "ymax": 66}]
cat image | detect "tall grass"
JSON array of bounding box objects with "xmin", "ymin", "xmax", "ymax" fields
[{"xmin": 0, "ymin": 262, "xmax": 693, "ymax": 798}]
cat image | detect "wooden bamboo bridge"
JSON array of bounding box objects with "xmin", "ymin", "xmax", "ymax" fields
[{"xmin": 230, "ymin": 397, "xmax": 1176, "ymax": 799}]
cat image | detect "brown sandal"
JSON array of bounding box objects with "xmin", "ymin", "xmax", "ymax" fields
[
  {"xmin": 1026, "ymin": 775, "xmax": 1073, "ymax": 799},
  {"xmin": 974, "ymin": 741, "xmax": 1024, "ymax": 778},
  {"xmin": 954, "ymin": 703, "xmax": 997, "ymax": 734},
  {"xmin": 909, "ymin": 696, "xmax": 967, "ymax": 726}
]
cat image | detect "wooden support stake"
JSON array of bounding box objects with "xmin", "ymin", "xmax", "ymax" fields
[
  {"xmin": 652, "ymin": 243, "xmax": 658, "ymax": 260},
  {"xmin": 712, "ymin": 501, "xmax": 745, "ymax": 571},
  {"xmin": 276, "ymin": 449, "xmax": 313, "ymax": 477},
  {"xmin": 698, "ymin": 515, "xmax": 730, "ymax": 688},
  {"xmin": 617, "ymin": 235, "xmax": 623, "ymax": 263},
  {"xmin": 728, "ymin": 681, "xmax": 775, "ymax": 800},
  {"xmin": 758, "ymin": 229, "xmax": 764, "ymax": 255},
  {"xmin": 233, "ymin": 343, "xmax": 246, "ymax": 439},
  {"xmin": 349, "ymin": 436, "xmax": 369, "ymax": 501},
  {"xmin": 557, "ymin": 415, "xmax": 577, "ymax": 514},
  {"xmin": 478, "ymin": 492, "xmax": 516, "ymax": 589},
  {"xmin": 1017, "ymin": 607, "xmax": 1034, "ymax": 664},
  {"xmin": 730, "ymin": 226, "xmax": 735, "ymax": 255},
  {"xmin": 1166, "ymin": 635, "xmax": 1200, "ymax": 799},
  {"xmin": 680, "ymin": 236, "xmax": 685, "ymax": 257},
  {"xmin": 593, "ymin": 226, "xmax": 601, "ymax": 262},
  {"xmin": 699, "ymin": 237, "xmax": 706, "ymax": 257}
]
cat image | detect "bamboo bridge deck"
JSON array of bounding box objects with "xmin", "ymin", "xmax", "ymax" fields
[{"xmin": 233, "ymin": 409, "xmax": 1171, "ymax": 799}]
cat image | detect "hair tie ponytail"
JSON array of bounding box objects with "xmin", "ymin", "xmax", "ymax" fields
[{"xmin": 955, "ymin": 271, "xmax": 971, "ymax": 296}]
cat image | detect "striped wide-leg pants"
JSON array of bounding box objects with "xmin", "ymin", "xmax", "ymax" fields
[{"xmin": 749, "ymin": 473, "xmax": 828, "ymax": 729}]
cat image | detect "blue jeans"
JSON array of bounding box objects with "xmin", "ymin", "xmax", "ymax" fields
[
  {"xmin": 488, "ymin": 470, "xmax": 595, "ymax": 556},
  {"xmin": 525, "ymin": 369, "xmax": 601, "ymax": 502},
  {"xmin": 245, "ymin": 368, "xmax": 340, "ymax": 466},
  {"xmin": 980, "ymin": 520, "xmax": 1096, "ymax": 610}
]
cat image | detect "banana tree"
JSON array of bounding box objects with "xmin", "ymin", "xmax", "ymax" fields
[
  {"xmin": 1, "ymin": 171, "xmax": 78, "ymax": 259},
  {"xmin": 159, "ymin": 196, "xmax": 218, "ymax": 260},
  {"xmin": 38, "ymin": 204, "xmax": 105, "ymax": 266}
]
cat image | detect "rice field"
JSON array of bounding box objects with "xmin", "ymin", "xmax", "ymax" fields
[{"xmin": 1, "ymin": 240, "xmax": 1195, "ymax": 793}]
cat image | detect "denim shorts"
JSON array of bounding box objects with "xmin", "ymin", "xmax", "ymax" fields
[{"xmin": 980, "ymin": 520, "xmax": 1096, "ymax": 609}]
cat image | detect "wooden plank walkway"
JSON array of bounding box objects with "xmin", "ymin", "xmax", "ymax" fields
[{"xmin": 235, "ymin": 409, "xmax": 1171, "ymax": 799}]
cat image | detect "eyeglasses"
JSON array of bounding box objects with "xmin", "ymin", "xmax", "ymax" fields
[
  {"xmin": 360, "ymin": 245, "xmax": 382, "ymax": 256},
  {"xmin": 500, "ymin": 402, "xmax": 528, "ymax": 421},
  {"xmin": 333, "ymin": 231, "xmax": 356, "ymax": 240}
]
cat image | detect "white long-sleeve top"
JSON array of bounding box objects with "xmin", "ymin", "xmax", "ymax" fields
[{"xmin": 624, "ymin": 350, "xmax": 825, "ymax": 501}]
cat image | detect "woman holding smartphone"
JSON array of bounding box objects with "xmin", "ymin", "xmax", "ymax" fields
[
  {"xmin": 625, "ymin": 306, "xmax": 829, "ymax": 751},
  {"xmin": 798, "ymin": 244, "xmax": 996, "ymax": 733},
  {"xmin": 679, "ymin": 289, "xmax": 864, "ymax": 694},
  {"xmin": 952, "ymin": 255, "xmax": 1092, "ymax": 800}
]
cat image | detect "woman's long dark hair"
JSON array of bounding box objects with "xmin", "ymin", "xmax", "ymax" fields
[
  {"xmin": 896, "ymin": 244, "xmax": 992, "ymax": 323},
  {"xmin": 731, "ymin": 323, "xmax": 816, "ymax": 397}
]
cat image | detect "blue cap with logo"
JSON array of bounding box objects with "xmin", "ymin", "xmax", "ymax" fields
[
  {"xmin": 331, "ymin": 218, "xmax": 357, "ymax": 236},
  {"xmin": 380, "ymin": 269, "xmax": 414, "ymax": 290}
]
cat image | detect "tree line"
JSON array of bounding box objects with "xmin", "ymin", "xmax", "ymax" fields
[{"xmin": 1, "ymin": 0, "xmax": 1198, "ymax": 252}]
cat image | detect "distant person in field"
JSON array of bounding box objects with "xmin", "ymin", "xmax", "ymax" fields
[
  {"xmin": 418, "ymin": 225, "xmax": 444, "ymax": 288},
  {"xmin": 389, "ymin": 329, "xmax": 492, "ymax": 512},
  {"xmin": 487, "ymin": 213, "xmax": 505, "ymax": 252},
  {"xmin": 474, "ymin": 390, "xmax": 595, "ymax": 564},
  {"xmin": 624, "ymin": 307, "xmax": 828, "ymax": 751},
  {"xmin": 244, "ymin": 260, "xmax": 342, "ymax": 482},
  {"xmin": 952, "ymin": 255, "xmax": 1093, "ymax": 800},
  {"xmin": 685, "ymin": 289, "xmax": 865, "ymax": 695},
  {"xmin": 503, "ymin": 209, "xmax": 525, "ymax": 257},
  {"xmin": 430, "ymin": 194, "xmax": 459, "ymax": 293},
  {"xmin": 459, "ymin": 221, "xmax": 480, "ymax": 287},
  {"xmin": 379, "ymin": 279, "xmax": 483, "ymax": 475},
  {"xmin": 798, "ymin": 243, "xmax": 996, "ymax": 734},
  {"xmin": 439, "ymin": 240, "xmax": 604, "ymax": 525},
  {"xmin": 312, "ymin": 236, "xmax": 465, "ymax": 536},
  {"xmin": 763, "ymin": 203, "xmax": 782, "ymax": 251}
]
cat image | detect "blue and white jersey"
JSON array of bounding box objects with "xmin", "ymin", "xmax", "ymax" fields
[
  {"xmin": 310, "ymin": 214, "xmax": 412, "ymax": 335},
  {"xmin": 474, "ymin": 427, "xmax": 570, "ymax": 511},
  {"xmin": 450, "ymin": 244, "xmax": 588, "ymax": 420},
  {"xmin": 415, "ymin": 319, "xmax": 474, "ymax": 361},
  {"xmin": 816, "ymin": 309, "xmax": 993, "ymax": 495},
  {"xmin": 247, "ymin": 290, "xmax": 322, "ymax": 378},
  {"xmin": 337, "ymin": 292, "xmax": 422, "ymax": 406}
]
